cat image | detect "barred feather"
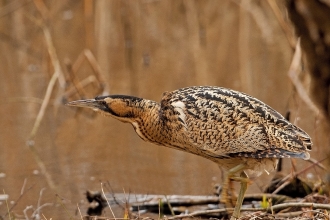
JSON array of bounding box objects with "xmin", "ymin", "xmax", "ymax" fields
[{"xmin": 67, "ymin": 86, "xmax": 312, "ymax": 177}]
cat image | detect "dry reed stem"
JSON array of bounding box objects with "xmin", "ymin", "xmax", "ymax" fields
[
  {"xmin": 33, "ymin": 0, "xmax": 49, "ymax": 21},
  {"xmin": 20, "ymin": 178, "xmax": 27, "ymax": 195},
  {"xmin": 71, "ymin": 49, "xmax": 109, "ymax": 94},
  {"xmin": 24, "ymin": 0, "xmax": 69, "ymax": 191},
  {"xmin": 65, "ymin": 59, "xmax": 88, "ymax": 98},
  {"xmin": 65, "ymin": 49, "xmax": 109, "ymax": 99},
  {"xmin": 288, "ymin": 38, "xmax": 326, "ymax": 119},
  {"xmin": 0, "ymin": 0, "xmax": 31, "ymax": 18},
  {"xmin": 84, "ymin": 0, "xmax": 94, "ymax": 49},
  {"xmin": 266, "ymin": 0, "xmax": 296, "ymax": 49},
  {"xmin": 28, "ymin": 21, "xmax": 64, "ymax": 140},
  {"xmin": 72, "ymin": 50, "xmax": 89, "ymax": 73},
  {"xmin": 233, "ymin": 0, "xmax": 275, "ymax": 45},
  {"xmin": 83, "ymin": 49, "xmax": 110, "ymax": 95}
]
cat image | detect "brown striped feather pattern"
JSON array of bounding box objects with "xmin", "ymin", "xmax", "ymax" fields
[{"xmin": 67, "ymin": 86, "xmax": 312, "ymax": 177}]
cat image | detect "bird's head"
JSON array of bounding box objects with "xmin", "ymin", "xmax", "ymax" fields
[{"xmin": 66, "ymin": 95, "xmax": 144, "ymax": 123}]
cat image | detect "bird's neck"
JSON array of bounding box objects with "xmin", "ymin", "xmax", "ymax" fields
[
  {"xmin": 131, "ymin": 99, "xmax": 188, "ymax": 149},
  {"xmin": 130, "ymin": 99, "xmax": 163, "ymax": 143}
]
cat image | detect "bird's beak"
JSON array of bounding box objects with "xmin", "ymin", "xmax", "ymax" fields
[{"xmin": 66, "ymin": 99, "xmax": 103, "ymax": 110}]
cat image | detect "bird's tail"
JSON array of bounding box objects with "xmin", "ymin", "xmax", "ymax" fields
[{"xmin": 291, "ymin": 125, "xmax": 312, "ymax": 151}]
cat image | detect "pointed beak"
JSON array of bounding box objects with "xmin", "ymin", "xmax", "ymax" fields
[{"xmin": 66, "ymin": 99, "xmax": 103, "ymax": 110}]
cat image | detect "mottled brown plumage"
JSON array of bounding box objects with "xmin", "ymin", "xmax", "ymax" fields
[{"xmin": 66, "ymin": 86, "xmax": 312, "ymax": 219}]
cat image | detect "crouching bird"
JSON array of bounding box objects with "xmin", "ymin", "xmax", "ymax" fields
[{"xmin": 66, "ymin": 86, "xmax": 312, "ymax": 219}]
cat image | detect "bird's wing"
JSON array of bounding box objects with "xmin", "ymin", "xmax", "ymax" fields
[{"xmin": 161, "ymin": 86, "xmax": 311, "ymax": 159}]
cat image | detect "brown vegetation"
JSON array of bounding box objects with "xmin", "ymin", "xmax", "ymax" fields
[{"xmin": 0, "ymin": 0, "xmax": 328, "ymax": 219}]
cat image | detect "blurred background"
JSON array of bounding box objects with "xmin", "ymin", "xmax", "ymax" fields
[{"xmin": 0, "ymin": 0, "xmax": 329, "ymax": 218}]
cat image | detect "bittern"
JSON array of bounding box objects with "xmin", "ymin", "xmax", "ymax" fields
[{"xmin": 66, "ymin": 86, "xmax": 312, "ymax": 219}]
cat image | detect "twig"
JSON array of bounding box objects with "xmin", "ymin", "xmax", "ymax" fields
[
  {"xmin": 244, "ymin": 193, "xmax": 290, "ymax": 201},
  {"xmin": 35, "ymin": 188, "xmax": 46, "ymax": 218},
  {"xmin": 273, "ymin": 156, "xmax": 329, "ymax": 193},
  {"xmin": 5, "ymin": 181, "xmax": 35, "ymax": 217},
  {"xmin": 164, "ymin": 195, "xmax": 175, "ymax": 216},
  {"xmin": 272, "ymin": 180, "xmax": 291, "ymax": 195},
  {"xmin": 271, "ymin": 202, "xmax": 330, "ymax": 211},
  {"xmin": 167, "ymin": 207, "xmax": 265, "ymax": 219},
  {"xmin": 21, "ymin": 178, "xmax": 27, "ymax": 195},
  {"xmin": 275, "ymin": 210, "xmax": 303, "ymax": 218},
  {"xmin": 104, "ymin": 181, "xmax": 126, "ymax": 209},
  {"xmin": 23, "ymin": 205, "xmax": 33, "ymax": 220},
  {"xmin": 101, "ymin": 193, "xmax": 290, "ymax": 208},
  {"xmin": 275, "ymin": 209, "xmax": 330, "ymax": 218},
  {"xmin": 56, "ymin": 194, "xmax": 74, "ymax": 219},
  {"xmin": 288, "ymin": 38, "xmax": 326, "ymax": 119},
  {"xmin": 167, "ymin": 202, "xmax": 330, "ymax": 219},
  {"xmin": 42, "ymin": 213, "xmax": 48, "ymax": 220},
  {"xmin": 3, "ymin": 189, "xmax": 11, "ymax": 220},
  {"xmin": 77, "ymin": 204, "xmax": 84, "ymax": 220},
  {"xmin": 307, "ymin": 157, "xmax": 327, "ymax": 171},
  {"xmin": 32, "ymin": 203, "xmax": 53, "ymax": 218},
  {"xmin": 101, "ymin": 182, "xmax": 116, "ymax": 219}
]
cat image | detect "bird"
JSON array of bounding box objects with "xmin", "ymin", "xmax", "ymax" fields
[{"xmin": 66, "ymin": 86, "xmax": 312, "ymax": 219}]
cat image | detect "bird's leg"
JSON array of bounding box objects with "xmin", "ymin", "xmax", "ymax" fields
[
  {"xmin": 228, "ymin": 178, "xmax": 237, "ymax": 205},
  {"xmin": 230, "ymin": 171, "xmax": 249, "ymax": 220},
  {"xmin": 220, "ymin": 163, "xmax": 246, "ymax": 206}
]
